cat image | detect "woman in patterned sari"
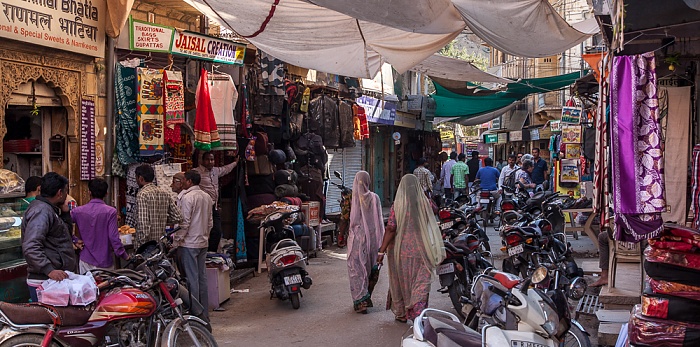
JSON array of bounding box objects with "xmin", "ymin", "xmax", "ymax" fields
[
  {"xmin": 378, "ymin": 174, "xmax": 445, "ymax": 322},
  {"xmin": 347, "ymin": 171, "xmax": 385, "ymax": 313}
]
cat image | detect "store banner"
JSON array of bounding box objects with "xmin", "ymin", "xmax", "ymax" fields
[
  {"xmin": 129, "ymin": 18, "xmax": 173, "ymax": 53},
  {"xmin": 561, "ymin": 106, "xmax": 582, "ymax": 124},
  {"xmin": 356, "ymin": 95, "xmax": 394, "ymax": 125},
  {"xmin": 171, "ymin": 30, "xmax": 246, "ymax": 65},
  {"xmin": 80, "ymin": 97, "xmax": 96, "ymax": 180},
  {"xmin": 497, "ymin": 133, "xmax": 507, "ymax": 144},
  {"xmin": 0, "ymin": 0, "xmax": 106, "ymax": 57},
  {"xmin": 510, "ymin": 130, "xmax": 523, "ymax": 141},
  {"xmin": 394, "ymin": 111, "xmax": 417, "ymax": 129},
  {"xmin": 530, "ymin": 129, "xmax": 540, "ymax": 141},
  {"xmin": 484, "ymin": 134, "xmax": 498, "ymax": 144},
  {"xmin": 550, "ymin": 120, "xmax": 562, "ymax": 132}
]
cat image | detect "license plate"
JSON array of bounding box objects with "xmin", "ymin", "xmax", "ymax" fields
[
  {"xmin": 440, "ymin": 221, "xmax": 454, "ymax": 230},
  {"xmin": 284, "ymin": 274, "xmax": 302, "ymax": 285},
  {"xmin": 507, "ymin": 244, "xmax": 524, "ymax": 256},
  {"xmin": 480, "ymin": 199, "xmax": 491, "ymax": 204},
  {"xmin": 436, "ymin": 262, "xmax": 455, "ymax": 275},
  {"xmin": 511, "ymin": 341, "xmax": 548, "ymax": 347}
]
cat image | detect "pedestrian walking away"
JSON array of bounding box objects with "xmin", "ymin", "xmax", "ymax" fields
[
  {"xmin": 450, "ymin": 153, "xmax": 469, "ymax": 198},
  {"xmin": 174, "ymin": 170, "xmax": 214, "ymax": 322},
  {"xmin": 195, "ymin": 150, "xmax": 238, "ymax": 252},
  {"xmin": 72, "ymin": 178, "xmax": 130, "ymax": 274},
  {"xmin": 346, "ymin": 171, "xmax": 385, "ymax": 314},
  {"xmin": 440, "ymin": 152, "xmax": 458, "ymax": 202},
  {"xmin": 413, "ymin": 157, "xmax": 434, "ymax": 195},
  {"xmin": 377, "ymin": 174, "xmax": 446, "ymax": 322},
  {"xmin": 135, "ymin": 164, "xmax": 182, "ymax": 249}
]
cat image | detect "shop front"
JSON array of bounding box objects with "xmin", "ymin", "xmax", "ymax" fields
[{"xmin": 0, "ymin": 0, "xmax": 107, "ymax": 302}]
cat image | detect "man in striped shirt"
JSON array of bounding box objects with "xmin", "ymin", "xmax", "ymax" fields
[
  {"xmin": 135, "ymin": 165, "xmax": 182, "ymax": 249},
  {"xmin": 413, "ymin": 157, "xmax": 434, "ymax": 196}
]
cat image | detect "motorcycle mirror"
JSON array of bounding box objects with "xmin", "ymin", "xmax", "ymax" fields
[
  {"xmin": 334, "ymin": 170, "xmax": 342, "ymax": 179},
  {"xmin": 531, "ymin": 266, "xmax": 549, "ymax": 284}
]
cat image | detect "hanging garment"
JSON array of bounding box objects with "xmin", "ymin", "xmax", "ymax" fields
[
  {"xmin": 164, "ymin": 71, "xmax": 185, "ymax": 125},
  {"xmin": 659, "ymin": 87, "xmax": 691, "ymax": 224},
  {"xmin": 194, "ymin": 68, "xmax": 221, "ymax": 151},
  {"xmin": 692, "ymin": 145, "xmax": 700, "ymax": 229},
  {"xmin": 125, "ymin": 162, "xmax": 141, "ymax": 228},
  {"xmin": 235, "ymin": 199, "xmax": 247, "ymax": 262},
  {"xmin": 209, "ymin": 74, "xmax": 239, "ymax": 151},
  {"xmin": 115, "ymin": 63, "xmax": 139, "ymax": 164},
  {"xmin": 241, "ymin": 83, "xmax": 252, "ymax": 138},
  {"xmin": 164, "ymin": 124, "xmax": 181, "ymax": 146},
  {"xmin": 353, "ymin": 104, "xmax": 370, "ymax": 140},
  {"xmin": 610, "ymin": 52, "xmax": 665, "ymax": 242},
  {"xmin": 256, "ymin": 50, "xmax": 285, "ymax": 96},
  {"xmin": 338, "ymin": 100, "xmax": 355, "ymax": 148},
  {"xmin": 309, "ymin": 95, "xmax": 340, "ymax": 148},
  {"xmin": 137, "ymin": 68, "xmax": 165, "ymax": 157}
]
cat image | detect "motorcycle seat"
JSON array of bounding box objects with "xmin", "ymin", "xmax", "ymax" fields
[
  {"xmin": 492, "ymin": 271, "xmax": 520, "ymax": 289},
  {"xmin": 424, "ymin": 316, "xmax": 481, "ymax": 347},
  {"xmin": 0, "ymin": 302, "xmax": 94, "ymax": 327}
]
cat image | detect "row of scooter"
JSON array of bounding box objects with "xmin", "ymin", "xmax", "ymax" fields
[{"xmin": 418, "ymin": 184, "xmax": 592, "ymax": 346}]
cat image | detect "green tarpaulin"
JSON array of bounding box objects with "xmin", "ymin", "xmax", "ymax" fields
[{"xmin": 432, "ymin": 71, "xmax": 586, "ymax": 118}]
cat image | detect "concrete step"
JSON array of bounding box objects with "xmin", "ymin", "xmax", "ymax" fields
[
  {"xmin": 599, "ymin": 286, "xmax": 641, "ymax": 307},
  {"xmin": 598, "ymin": 322, "xmax": 624, "ymax": 346},
  {"xmin": 581, "ymin": 260, "xmax": 602, "ymax": 275},
  {"xmin": 596, "ymin": 309, "xmax": 631, "ymax": 323}
]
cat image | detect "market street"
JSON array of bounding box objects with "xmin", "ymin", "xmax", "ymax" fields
[{"xmin": 211, "ymin": 226, "xmax": 600, "ymax": 346}]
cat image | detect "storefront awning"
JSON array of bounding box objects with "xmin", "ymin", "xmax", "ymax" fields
[
  {"xmin": 410, "ymin": 54, "xmax": 512, "ymax": 84},
  {"xmin": 183, "ymin": 0, "xmax": 459, "ymax": 78}
]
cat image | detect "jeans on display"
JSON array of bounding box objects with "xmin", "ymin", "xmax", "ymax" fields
[{"xmin": 209, "ymin": 207, "xmax": 222, "ymax": 252}]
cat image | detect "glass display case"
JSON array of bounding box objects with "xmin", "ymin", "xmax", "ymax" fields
[{"xmin": 0, "ymin": 192, "xmax": 25, "ymax": 267}]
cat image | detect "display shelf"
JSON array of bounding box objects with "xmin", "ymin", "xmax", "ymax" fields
[
  {"xmin": 0, "ymin": 192, "xmax": 23, "ymax": 199},
  {"xmin": 7, "ymin": 152, "xmax": 41, "ymax": 155}
]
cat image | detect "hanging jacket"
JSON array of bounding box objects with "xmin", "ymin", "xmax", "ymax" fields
[{"xmin": 309, "ymin": 95, "xmax": 340, "ymax": 148}]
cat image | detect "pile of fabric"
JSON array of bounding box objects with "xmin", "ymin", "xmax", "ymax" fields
[
  {"xmin": 628, "ymin": 224, "xmax": 700, "ymax": 346},
  {"xmin": 246, "ymin": 202, "xmax": 299, "ymax": 225}
]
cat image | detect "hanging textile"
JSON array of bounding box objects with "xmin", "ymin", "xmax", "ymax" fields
[
  {"xmin": 610, "ymin": 52, "xmax": 665, "ymax": 242},
  {"xmin": 692, "ymin": 145, "xmax": 700, "ymax": 229},
  {"xmin": 164, "ymin": 124, "xmax": 181, "ymax": 146},
  {"xmin": 660, "ymin": 87, "xmax": 691, "ymax": 224},
  {"xmin": 194, "ymin": 68, "xmax": 221, "ymax": 151},
  {"xmin": 353, "ymin": 104, "xmax": 370, "ymax": 140},
  {"xmin": 256, "ymin": 50, "xmax": 285, "ymax": 96},
  {"xmin": 136, "ymin": 67, "xmax": 165, "ymax": 157},
  {"xmin": 164, "ymin": 71, "xmax": 185, "ymax": 124},
  {"xmin": 241, "ymin": 83, "xmax": 252, "ymax": 138},
  {"xmin": 209, "ymin": 74, "xmax": 239, "ymax": 151},
  {"xmin": 235, "ymin": 198, "xmax": 247, "ymax": 262},
  {"xmin": 115, "ymin": 62, "xmax": 140, "ymax": 164},
  {"xmin": 593, "ymin": 55, "xmax": 610, "ymax": 230},
  {"xmin": 124, "ymin": 162, "xmax": 141, "ymax": 228}
]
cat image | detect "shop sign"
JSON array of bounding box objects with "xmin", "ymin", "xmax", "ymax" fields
[
  {"xmin": 484, "ymin": 134, "xmax": 498, "ymax": 144},
  {"xmin": 80, "ymin": 97, "xmax": 96, "ymax": 180},
  {"xmin": 491, "ymin": 116, "xmax": 502, "ymax": 129},
  {"xmin": 357, "ymin": 95, "xmax": 394, "ymax": 125},
  {"xmin": 561, "ymin": 106, "xmax": 582, "ymax": 124},
  {"xmin": 171, "ymin": 30, "xmax": 246, "ymax": 65},
  {"xmin": 510, "ymin": 130, "xmax": 523, "ymax": 141},
  {"xmin": 0, "ymin": 0, "xmax": 106, "ymax": 57},
  {"xmin": 380, "ymin": 101, "xmax": 397, "ymax": 125},
  {"xmin": 440, "ymin": 129, "xmax": 453, "ymax": 140},
  {"xmin": 129, "ymin": 18, "xmax": 173, "ymax": 53},
  {"xmin": 550, "ymin": 120, "xmax": 562, "ymax": 132},
  {"xmin": 530, "ymin": 129, "xmax": 540, "ymax": 141},
  {"xmin": 497, "ymin": 133, "xmax": 508, "ymax": 144},
  {"xmin": 406, "ymin": 95, "xmax": 422, "ymax": 114},
  {"xmin": 394, "ymin": 111, "xmax": 417, "ymax": 129},
  {"xmin": 539, "ymin": 128, "xmax": 552, "ymax": 139},
  {"xmin": 422, "ymin": 96, "xmax": 436, "ymax": 121}
]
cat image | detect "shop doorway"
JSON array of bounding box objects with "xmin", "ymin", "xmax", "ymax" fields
[{"xmin": 3, "ymin": 80, "xmax": 69, "ymax": 179}]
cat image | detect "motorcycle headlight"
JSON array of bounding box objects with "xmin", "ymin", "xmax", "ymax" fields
[
  {"xmin": 568, "ymin": 277, "xmax": 587, "ymax": 300},
  {"xmin": 537, "ymin": 291, "xmax": 560, "ymax": 336}
]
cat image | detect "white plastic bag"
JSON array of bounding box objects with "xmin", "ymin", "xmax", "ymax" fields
[
  {"xmin": 37, "ymin": 271, "xmax": 98, "ymax": 306},
  {"xmin": 37, "ymin": 278, "xmax": 71, "ymax": 306},
  {"xmin": 66, "ymin": 271, "xmax": 98, "ymax": 306}
]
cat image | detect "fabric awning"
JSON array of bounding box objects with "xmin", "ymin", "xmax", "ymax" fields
[
  {"xmin": 183, "ymin": 0, "xmax": 460, "ymax": 78},
  {"xmin": 432, "ymin": 71, "xmax": 584, "ymax": 119},
  {"xmin": 410, "ymin": 54, "xmax": 512, "ymax": 83}
]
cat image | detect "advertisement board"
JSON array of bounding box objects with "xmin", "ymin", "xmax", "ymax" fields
[{"xmin": 171, "ymin": 30, "xmax": 246, "ymax": 65}]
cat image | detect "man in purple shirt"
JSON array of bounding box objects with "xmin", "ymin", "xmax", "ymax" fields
[{"xmin": 72, "ymin": 178, "xmax": 130, "ymax": 273}]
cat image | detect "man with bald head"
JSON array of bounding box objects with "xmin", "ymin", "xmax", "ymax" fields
[{"xmin": 171, "ymin": 172, "xmax": 187, "ymax": 204}]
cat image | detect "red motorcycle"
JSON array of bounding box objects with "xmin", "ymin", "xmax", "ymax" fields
[{"xmin": 0, "ymin": 229, "xmax": 216, "ymax": 347}]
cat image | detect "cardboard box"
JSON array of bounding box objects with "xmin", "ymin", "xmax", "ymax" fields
[
  {"xmin": 206, "ymin": 267, "xmax": 231, "ymax": 309},
  {"xmin": 301, "ymin": 201, "xmax": 321, "ymax": 227}
]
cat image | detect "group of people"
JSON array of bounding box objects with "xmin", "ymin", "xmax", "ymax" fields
[
  {"xmin": 19, "ymin": 151, "xmax": 237, "ymax": 322},
  {"xmin": 345, "ymin": 148, "xmax": 551, "ymax": 321}
]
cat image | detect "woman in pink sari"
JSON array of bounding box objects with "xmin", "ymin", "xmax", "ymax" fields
[
  {"xmin": 347, "ymin": 171, "xmax": 385, "ymax": 314},
  {"xmin": 378, "ymin": 174, "xmax": 445, "ymax": 322}
]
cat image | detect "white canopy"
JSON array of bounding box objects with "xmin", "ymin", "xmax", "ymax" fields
[
  {"xmin": 410, "ymin": 54, "xmax": 511, "ymax": 84},
  {"xmin": 452, "ymin": 0, "xmax": 599, "ymax": 58},
  {"xmin": 184, "ymin": 0, "xmax": 460, "ymax": 78}
]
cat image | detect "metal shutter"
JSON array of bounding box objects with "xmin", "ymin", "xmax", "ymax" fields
[{"xmin": 326, "ymin": 141, "xmax": 364, "ymax": 214}]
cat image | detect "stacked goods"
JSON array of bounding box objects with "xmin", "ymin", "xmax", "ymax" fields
[
  {"xmin": 629, "ymin": 224, "xmax": 700, "ymax": 346},
  {"xmin": 119, "ymin": 225, "xmax": 136, "ymax": 245}
]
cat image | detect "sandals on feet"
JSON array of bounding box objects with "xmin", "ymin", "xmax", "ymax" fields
[{"xmin": 395, "ymin": 316, "xmax": 407, "ymax": 323}]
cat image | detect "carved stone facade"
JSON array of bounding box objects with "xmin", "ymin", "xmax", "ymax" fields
[{"xmin": 0, "ymin": 41, "xmax": 99, "ymax": 204}]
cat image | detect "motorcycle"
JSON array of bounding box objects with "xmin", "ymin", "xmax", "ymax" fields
[
  {"xmin": 403, "ymin": 267, "xmax": 590, "ymax": 347},
  {"xmin": 261, "ymin": 209, "xmax": 313, "ymax": 309},
  {"xmin": 436, "ymin": 233, "xmax": 493, "ymax": 320},
  {"xmin": 329, "ymin": 170, "xmax": 352, "ymax": 247},
  {"xmin": 437, "ymin": 203, "xmax": 490, "ymax": 253},
  {"xmin": 0, "ymin": 228, "xmax": 217, "ymax": 347}
]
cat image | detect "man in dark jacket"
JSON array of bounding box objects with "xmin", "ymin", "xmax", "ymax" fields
[{"xmin": 21, "ymin": 172, "xmax": 78, "ymax": 302}]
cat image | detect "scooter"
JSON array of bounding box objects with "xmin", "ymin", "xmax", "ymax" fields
[{"xmin": 261, "ymin": 209, "xmax": 313, "ymax": 309}]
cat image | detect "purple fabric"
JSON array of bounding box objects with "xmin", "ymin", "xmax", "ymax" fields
[
  {"xmin": 610, "ymin": 52, "xmax": 665, "ymax": 242},
  {"xmin": 71, "ymin": 199, "xmax": 128, "ymax": 268}
]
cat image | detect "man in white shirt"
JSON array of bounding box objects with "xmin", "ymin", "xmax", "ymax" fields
[
  {"xmin": 440, "ymin": 152, "xmax": 458, "ymax": 201},
  {"xmin": 498, "ymin": 154, "xmax": 520, "ymax": 194},
  {"xmin": 174, "ymin": 170, "xmax": 213, "ymax": 322}
]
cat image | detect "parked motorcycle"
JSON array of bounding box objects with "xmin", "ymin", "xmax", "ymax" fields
[
  {"xmin": 0, "ymin": 228, "xmax": 217, "ymax": 347},
  {"xmin": 330, "ymin": 170, "xmax": 352, "ymax": 247},
  {"xmin": 403, "ymin": 267, "xmax": 590, "ymax": 347},
  {"xmin": 261, "ymin": 209, "xmax": 313, "ymax": 309},
  {"xmin": 437, "ymin": 233, "xmax": 493, "ymax": 320},
  {"xmin": 437, "ymin": 203, "xmax": 490, "ymax": 253}
]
